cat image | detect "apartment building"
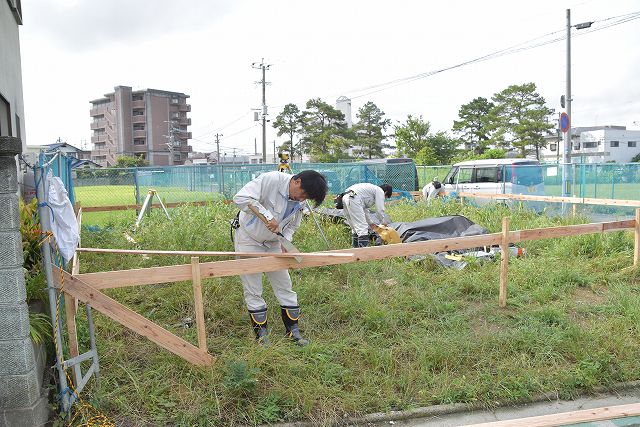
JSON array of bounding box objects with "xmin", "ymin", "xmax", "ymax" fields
[
  {"xmin": 542, "ymin": 125, "xmax": 640, "ymax": 163},
  {"xmin": 89, "ymin": 86, "xmax": 192, "ymax": 166}
]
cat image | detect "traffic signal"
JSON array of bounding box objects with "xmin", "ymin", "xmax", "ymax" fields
[{"xmin": 560, "ymin": 95, "xmax": 565, "ymax": 109}]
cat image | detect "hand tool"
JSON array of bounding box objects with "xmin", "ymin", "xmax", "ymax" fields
[{"xmin": 247, "ymin": 204, "xmax": 302, "ymax": 262}]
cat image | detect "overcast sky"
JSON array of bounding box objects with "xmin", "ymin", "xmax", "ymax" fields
[{"xmin": 19, "ymin": 0, "xmax": 640, "ymax": 156}]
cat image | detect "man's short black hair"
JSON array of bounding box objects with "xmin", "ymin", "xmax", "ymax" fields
[
  {"xmin": 294, "ymin": 170, "xmax": 328, "ymax": 206},
  {"xmin": 380, "ymin": 184, "xmax": 393, "ymax": 198}
]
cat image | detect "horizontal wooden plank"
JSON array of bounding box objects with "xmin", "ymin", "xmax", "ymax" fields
[
  {"xmin": 463, "ymin": 402, "xmax": 640, "ymax": 427},
  {"xmin": 459, "ymin": 192, "xmax": 640, "ymax": 208},
  {"xmin": 82, "ymin": 200, "xmax": 212, "ymax": 213},
  {"xmin": 76, "ymin": 233, "xmax": 502, "ymax": 288},
  {"xmin": 511, "ymin": 220, "xmax": 634, "ymax": 242},
  {"xmin": 53, "ymin": 270, "xmax": 213, "ymax": 366},
  {"xmin": 77, "ymin": 247, "xmax": 353, "ymax": 259}
]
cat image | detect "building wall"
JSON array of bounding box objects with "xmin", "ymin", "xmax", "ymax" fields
[
  {"xmin": 90, "ymin": 86, "xmax": 192, "ymax": 166},
  {"xmin": 541, "ymin": 127, "xmax": 640, "ymax": 164},
  {"xmin": 0, "ymin": 0, "xmax": 26, "ymax": 149}
]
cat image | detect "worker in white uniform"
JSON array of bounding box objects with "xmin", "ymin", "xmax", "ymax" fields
[
  {"xmin": 337, "ymin": 183, "xmax": 393, "ymax": 247},
  {"xmin": 422, "ymin": 177, "xmax": 444, "ymax": 204},
  {"xmin": 233, "ymin": 170, "xmax": 328, "ymax": 346}
]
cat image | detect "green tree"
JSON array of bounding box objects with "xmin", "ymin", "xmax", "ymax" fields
[
  {"xmin": 300, "ymin": 98, "xmax": 350, "ymax": 162},
  {"xmin": 394, "ymin": 115, "xmax": 430, "ymax": 158},
  {"xmin": 426, "ymin": 131, "xmax": 459, "ymax": 164},
  {"xmin": 491, "ymin": 83, "xmax": 555, "ymax": 158},
  {"xmin": 451, "ymin": 148, "xmax": 508, "ymax": 163},
  {"xmin": 452, "ymin": 97, "xmax": 496, "ymax": 154},
  {"xmin": 114, "ymin": 155, "xmax": 148, "ymax": 168},
  {"xmin": 272, "ymin": 103, "xmax": 303, "ymax": 161},
  {"xmin": 353, "ymin": 101, "xmax": 391, "ymax": 159}
]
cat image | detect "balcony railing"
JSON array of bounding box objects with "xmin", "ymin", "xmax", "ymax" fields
[
  {"xmin": 132, "ymin": 100, "xmax": 145, "ymax": 109},
  {"xmin": 178, "ymin": 104, "xmax": 191, "ymax": 112},
  {"xmin": 132, "ymin": 115, "xmax": 146, "ymax": 124}
]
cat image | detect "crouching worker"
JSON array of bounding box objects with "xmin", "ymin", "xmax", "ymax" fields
[
  {"xmin": 335, "ymin": 183, "xmax": 392, "ymax": 247},
  {"xmin": 233, "ymin": 170, "xmax": 328, "ymax": 346},
  {"xmin": 422, "ymin": 177, "xmax": 445, "ymax": 204}
]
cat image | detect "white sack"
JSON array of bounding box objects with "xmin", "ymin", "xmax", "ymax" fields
[{"xmin": 46, "ymin": 171, "xmax": 79, "ymax": 263}]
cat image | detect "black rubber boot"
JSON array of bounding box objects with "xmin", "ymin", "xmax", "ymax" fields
[
  {"xmin": 351, "ymin": 233, "xmax": 359, "ymax": 248},
  {"xmin": 280, "ymin": 305, "xmax": 309, "ymax": 347},
  {"xmin": 356, "ymin": 235, "xmax": 369, "ymax": 247},
  {"xmin": 249, "ymin": 308, "xmax": 269, "ymax": 345}
]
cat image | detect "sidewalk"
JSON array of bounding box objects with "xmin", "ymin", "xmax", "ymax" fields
[{"xmin": 369, "ymin": 388, "xmax": 640, "ymax": 427}]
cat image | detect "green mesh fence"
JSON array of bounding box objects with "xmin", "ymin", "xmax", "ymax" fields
[
  {"xmin": 418, "ymin": 163, "xmax": 640, "ymax": 219},
  {"xmin": 73, "ymin": 160, "xmax": 420, "ymax": 208}
]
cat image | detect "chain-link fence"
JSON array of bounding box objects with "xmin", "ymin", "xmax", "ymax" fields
[
  {"xmin": 73, "ymin": 160, "xmax": 420, "ymax": 208},
  {"xmin": 418, "ymin": 162, "xmax": 640, "ymax": 219}
]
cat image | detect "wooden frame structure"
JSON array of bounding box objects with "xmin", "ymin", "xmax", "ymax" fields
[{"xmin": 56, "ymin": 209, "xmax": 640, "ymax": 366}]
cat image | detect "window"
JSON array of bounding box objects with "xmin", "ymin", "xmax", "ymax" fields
[
  {"xmin": 583, "ymin": 142, "xmax": 598, "ymax": 148},
  {"xmin": 132, "ymin": 110, "xmax": 144, "ymax": 116},
  {"xmin": 134, "ymin": 139, "xmax": 146, "ymax": 145},
  {"xmin": 457, "ymin": 167, "xmax": 472, "ymax": 184},
  {"xmin": 93, "ymin": 155, "xmax": 106, "ymax": 161},
  {"xmin": 171, "ymin": 112, "xmax": 180, "ymax": 118},
  {"xmin": 0, "ymin": 94, "xmax": 11, "ymax": 137},
  {"xmin": 132, "ymin": 95, "xmax": 143, "ymax": 101},
  {"xmin": 473, "ymin": 167, "xmax": 499, "ymax": 183},
  {"xmin": 15, "ymin": 114, "xmax": 21, "ymax": 140},
  {"xmin": 573, "ymin": 143, "xmax": 581, "ymax": 150},
  {"xmin": 629, "ymin": 141, "xmax": 637, "ymax": 148},
  {"xmin": 173, "ymin": 153, "xmax": 181, "ymax": 161},
  {"xmin": 94, "ymin": 142, "xmax": 106, "ymax": 149},
  {"xmin": 171, "ymin": 98, "xmax": 179, "ymax": 104},
  {"xmin": 133, "ymin": 124, "xmax": 145, "ymax": 131},
  {"xmin": 610, "ymin": 141, "xmax": 619, "ymax": 148},
  {"xmin": 550, "ymin": 143, "xmax": 557, "ymax": 151}
]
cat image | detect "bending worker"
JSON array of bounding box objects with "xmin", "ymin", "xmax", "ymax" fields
[
  {"xmin": 233, "ymin": 170, "xmax": 328, "ymax": 346},
  {"xmin": 422, "ymin": 177, "xmax": 445, "ymax": 204},
  {"xmin": 337, "ymin": 183, "xmax": 392, "ymax": 247}
]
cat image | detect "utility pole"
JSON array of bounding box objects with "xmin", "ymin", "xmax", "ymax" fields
[
  {"xmin": 214, "ymin": 133, "xmax": 223, "ymax": 164},
  {"xmin": 252, "ymin": 58, "xmax": 271, "ymax": 164},
  {"xmin": 563, "ymin": 9, "xmax": 593, "ymax": 198},
  {"xmin": 232, "ymin": 147, "xmax": 237, "ymax": 164},
  {"xmin": 563, "ymin": 8, "xmax": 572, "ymax": 197}
]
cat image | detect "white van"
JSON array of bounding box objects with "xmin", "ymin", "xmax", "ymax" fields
[{"xmin": 442, "ymin": 158, "xmax": 544, "ymax": 201}]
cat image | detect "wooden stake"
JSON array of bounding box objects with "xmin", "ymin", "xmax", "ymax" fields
[
  {"xmin": 191, "ymin": 257, "xmax": 207, "ymax": 351},
  {"xmin": 634, "ymin": 208, "xmax": 640, "ymax": 267},
  {"xmin": 499, "ymin": 217, "xmax": 510, "ymax": 308},
  {"xmin": 64, "ymin": 293, "xmax": 79, "ymax": 358}
]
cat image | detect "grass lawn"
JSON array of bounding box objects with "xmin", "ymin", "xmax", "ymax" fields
[
  {"xmin": 74, "ymin": 185, "xmax": 220, "ymax": 207},
  {"xmin": 67, "ymin": 200, "xmax": 640, "ymax": 426}
]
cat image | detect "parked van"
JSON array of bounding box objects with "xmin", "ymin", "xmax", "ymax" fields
[{"xmin": 442, "ymin": 158, "xmax": 544, "ymax": 201}]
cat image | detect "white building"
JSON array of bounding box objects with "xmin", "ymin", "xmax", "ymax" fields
[
  {"xmin": 541, "ymin": 126, "xmax": 640, "ymax": 163},
  {"xmin": 335, "ymin": 96, "xmax": 352, "ymax": 128},
  {"xmin": 0, "ymin": 0, "xmax": 26, "ymax": 148}
]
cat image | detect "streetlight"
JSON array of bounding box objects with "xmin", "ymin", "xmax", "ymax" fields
[{"xmin": 563, "ymin": 9, "xmax": 593, "ymax": 198}]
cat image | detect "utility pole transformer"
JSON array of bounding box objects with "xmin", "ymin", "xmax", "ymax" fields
[{"xmin": 252, "ymin": 58, "xmax": 271, "ymax": 164}]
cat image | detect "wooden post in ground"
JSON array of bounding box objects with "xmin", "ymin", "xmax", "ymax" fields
[
  {"xmin": 191, "ymin": 257, "xmax": 207, "ymax": 351},
  {"xmin": 499, "ymin": 217, "xmax": 510, "ymax": 308},
  {"xmin": 634, "ymin": 208, "xmax": 640, "ymax": 267}
]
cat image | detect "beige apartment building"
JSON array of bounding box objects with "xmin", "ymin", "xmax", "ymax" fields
[{"xmin": 89, "ymin": 85, "xmax": 192, "ymax": 166}]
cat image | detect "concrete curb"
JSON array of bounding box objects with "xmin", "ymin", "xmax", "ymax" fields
[{"xmin": 272, "ymin": 380, "xmax": 640, "ymax": 427}]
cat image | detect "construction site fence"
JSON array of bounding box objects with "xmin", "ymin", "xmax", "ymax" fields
[
  {"xmin": 72, "ymin": 161, "xmax": 420, "ymax": 208},
  {"xmin": 418, "ymin": 163, "xmax": 640, "ymax": 219}
]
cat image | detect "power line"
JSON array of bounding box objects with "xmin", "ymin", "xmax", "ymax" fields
[{"xmin": 340, "ymin": 10, "xmax": 640, "ymax": 100}]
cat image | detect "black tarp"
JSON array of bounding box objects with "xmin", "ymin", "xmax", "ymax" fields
[{"xmin": 391, "ymin": 215, "xmax": 488, "ymax": 243}]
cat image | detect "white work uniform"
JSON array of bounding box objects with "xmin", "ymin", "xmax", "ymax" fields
[
  {"xmin": 342, "ymin": 183, "xmax": 387, "ymax": 237},
  {"xmin": 422, "ymin": 182, "xmax": 444, "ymax": 204},
  {"xmin": 233, "ymin": 171, "xmax": 304, "ymax": 311}
]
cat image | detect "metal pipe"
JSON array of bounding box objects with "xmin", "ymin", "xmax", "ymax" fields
[{"xmin": 34, "ymin": 164, "xmax": 70, "ymax": 412}]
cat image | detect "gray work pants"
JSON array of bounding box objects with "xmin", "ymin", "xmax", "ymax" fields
[{"xmin": 234, "ymin": 227, "xmax": 298, "ymax": 311}]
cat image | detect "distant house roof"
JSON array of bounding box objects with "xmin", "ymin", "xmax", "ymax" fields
[{"xmin": 45, "ymin": 142, "xmax": 84, "ymax": 152}]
